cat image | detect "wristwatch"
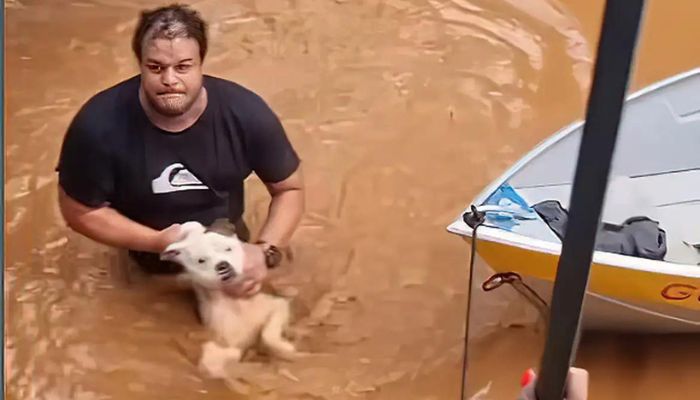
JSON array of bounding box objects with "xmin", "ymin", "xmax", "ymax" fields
[{"xmin": 255, "ymin": 240, "xmax": 283, "ymax": 269}]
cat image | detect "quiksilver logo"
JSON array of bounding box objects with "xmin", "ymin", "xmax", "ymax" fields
[{"xmin": 152, "ymin": 163, "xmax": 209, "ymax": 194}]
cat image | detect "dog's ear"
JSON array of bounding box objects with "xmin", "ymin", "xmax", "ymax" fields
[
  {"xmin": 205, "ymin": 218, "xmax": 238, "ymax": 237},
  {"xmin": 160, "ymin": 241, "xmax": 187, "ymax": 261},
  {"xmin": 180, "ymin": 221, "xmax": 206, "ymax": 238}
]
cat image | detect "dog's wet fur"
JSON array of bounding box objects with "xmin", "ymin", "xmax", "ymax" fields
[{"xmin": 160, "ymin": 221, "xmax": 300, "ymax": 378}]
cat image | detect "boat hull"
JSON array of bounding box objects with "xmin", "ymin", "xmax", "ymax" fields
[{"xmin": 465, "ymin": 236, "xmax": 700, "ymax": 334}]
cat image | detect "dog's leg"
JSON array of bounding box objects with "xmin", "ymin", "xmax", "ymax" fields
[
  {"xmin": 260, "ymin": 299, "xmax": 299, "ymax": 361},
  {"xmin": 198, "ymin": 340, "xmax": 242, "ymax": 379},
  {"xmin": 191, "ymin": 285, "xmax": 213, "ymax": 326}
]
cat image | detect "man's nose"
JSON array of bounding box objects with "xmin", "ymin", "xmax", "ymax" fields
[{"xmin": 160, "ymin": 68, "xmax": 178, "ymax": 87}]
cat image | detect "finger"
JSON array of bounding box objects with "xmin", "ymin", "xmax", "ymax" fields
[
  {"xmin": 245, "ymin": 280, "xmax": 261, "ymax": 292},
  {"xmin": 223, "ymin": 280, "xmax": 249, "ymax": 297},
  {"xmin": 568, "ymin": 367, "xmax": 589, "ymax": 381},
  {"xmin": 520, "ymin": 368, "xmax": 536, "ymax": 388},
  {"xmin": 516, "ymin": 368, "xmax": 538, "ymax": 400},
  {"xmin": 244, "ymin": 282, "xmax": 262, "ymax": 297},
  {"xmin": 250, "ymin": 268, "xmax": 267, "ymax": 281},
  {"xmin": 221, "ymin": 283, "xmax": 239, "ymax": 297},
  {"xmin": 240, "ymin": 280, "xmax": 256, "ymax": 292},
  {"xmin": 167, "ymin": 224, "xmax": 184, "ymax": 240},
  {"xmin": 565, "ymin": 368, "xmax": 589, "ymax": 400}
]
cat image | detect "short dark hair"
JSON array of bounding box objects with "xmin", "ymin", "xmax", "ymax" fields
[{"xmin": 131, "ymin": 3, "xmax": 208, "ymax": 63}]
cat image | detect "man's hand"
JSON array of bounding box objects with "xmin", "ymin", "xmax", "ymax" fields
[
  {"xmin": 150, "ymin": 223, "xmax": 185, "ymax": 253},
  {"xmin": 518, "ymin": 367, "xmax": 589, "ymax": 400},
  {"xmin": 222, "ymin": 242, "xmax": 268, "ymax": 298}
]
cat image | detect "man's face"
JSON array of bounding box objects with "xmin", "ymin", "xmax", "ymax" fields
[{"xmin": 139, "ymin": 37, "xmax": 203, "ymax": 116}]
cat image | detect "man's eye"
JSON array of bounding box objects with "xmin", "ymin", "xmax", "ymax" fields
[
  {"xmin": 147, "ymin": 65, "xmax": 162, "ymax": 73},
  {"xmin": 175, "ymin": 64, "xmax": 191, "ymax": 73}
]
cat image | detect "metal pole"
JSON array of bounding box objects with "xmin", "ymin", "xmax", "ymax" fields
[{"xmin": 534, "ymin": 0, "xmax": 647, "ymax": 398}]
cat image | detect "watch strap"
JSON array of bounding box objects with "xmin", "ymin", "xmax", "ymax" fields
[{"xmin": 254, "ymin": 240, "xmax": 283, "ymax": 268}]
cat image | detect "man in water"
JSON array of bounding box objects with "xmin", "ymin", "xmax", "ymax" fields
[{"xmin": 56, "ymin": 4, "xmax": 304, "ymax": 297}]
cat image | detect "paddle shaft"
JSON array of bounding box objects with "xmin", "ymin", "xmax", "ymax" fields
[{"xmin": 534, "ymin": 0, "xmax": 647, "ymax": 399}]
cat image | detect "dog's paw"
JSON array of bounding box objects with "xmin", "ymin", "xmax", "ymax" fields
[
  {"xmin": 198, "ymin": 341, "xmax": 242, "ymax": 379},
  {"xmin": 284, "ymin": 325, "xmax": 313, "ymax": 341},
  {"xmin": 264, "ymin": 339, "xmax": 301, "ymax": 362}
]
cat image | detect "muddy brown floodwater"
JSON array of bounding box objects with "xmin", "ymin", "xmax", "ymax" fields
[{"xmin": 5, "ymin": 0, "xmax": 700, "ymax": 399}]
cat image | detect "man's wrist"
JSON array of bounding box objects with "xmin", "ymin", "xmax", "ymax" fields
[
  {"xmin": 147, "ymin": 227, "xmax": 175, "ymax": 254},
  {"xmin": 146, "ymin": 231, "xmax": 166, "ymax": 254}
]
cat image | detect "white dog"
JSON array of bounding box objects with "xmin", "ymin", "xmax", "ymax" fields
[{"xmin": 160, "ymin": 221, "xmax": 299, "ymax": 378}]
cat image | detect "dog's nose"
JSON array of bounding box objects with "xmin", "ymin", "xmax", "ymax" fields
[
  {"xmin": 215, "ymin": 261, "xmax": 235, "ymax": 281},
  {"xmin": 215, "ymin": 261, "xmax": 231, "ymax": 273}
]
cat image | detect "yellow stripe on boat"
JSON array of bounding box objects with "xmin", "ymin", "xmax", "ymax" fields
[{"xmin": 470, "ymin": 237, "xmax": 700, "ymax": 312}]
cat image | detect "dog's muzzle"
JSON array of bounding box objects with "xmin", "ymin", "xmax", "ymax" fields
[{"xmin": 215, "ymin": 261, "xmax": 235, "ymax": 281}]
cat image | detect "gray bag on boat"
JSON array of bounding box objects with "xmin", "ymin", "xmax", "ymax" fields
[{"xmin": 532, "ymin": 200, "xmax": 667, "ymax": 261}]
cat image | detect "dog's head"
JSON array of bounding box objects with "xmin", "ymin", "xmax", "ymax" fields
[{"xmin": 159, "ymin": 221, "xmax": 245, "ymax": 289}]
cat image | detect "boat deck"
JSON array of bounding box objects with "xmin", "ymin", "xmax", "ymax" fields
[
  {"xmin": 449, "ymin": 69, "xmax": 700, "ymax": 268},
  {"xmin": 513, "ymin": 169, "xmax": 700, "ymax": 265}
]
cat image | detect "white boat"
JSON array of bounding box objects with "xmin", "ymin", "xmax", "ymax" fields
[{"xmin": 448, "ymin": 68, "xmax": 700, "ymax": 334}]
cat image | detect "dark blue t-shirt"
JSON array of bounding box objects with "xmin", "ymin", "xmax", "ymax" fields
[{"xmin": 56, "ymin": 74, "xmax": 300, "ymax": 231}]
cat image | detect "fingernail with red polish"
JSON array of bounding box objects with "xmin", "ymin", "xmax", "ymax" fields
[{"xmin": 520, "ymin": 368, "xmax": 536, "ymax": 388}]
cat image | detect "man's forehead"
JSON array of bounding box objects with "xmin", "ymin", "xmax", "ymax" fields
[{"xmin": 142, "ymin": 37, "xmax": 199, "ymax": 62}]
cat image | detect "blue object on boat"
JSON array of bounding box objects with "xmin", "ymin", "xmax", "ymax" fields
[{"xmin": 479, "ymin": 183, "xmax": 537, "ymax": 230}]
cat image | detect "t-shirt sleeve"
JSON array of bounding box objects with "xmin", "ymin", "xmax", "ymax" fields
[
  {"xmin": 242, "ymin": 93, "xmax": 301, "ymax": 183},
  {"xmin": 55, "ymin": 103, "xmax": 115, "ymax": 207}
]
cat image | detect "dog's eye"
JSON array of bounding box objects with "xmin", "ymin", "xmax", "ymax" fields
[
  {"xmin": 225, "ymin": 247, "xmax": 232, "ymax": 252},
  {"xmin": 198, "ymin": 258, "xmax": 205, "ymax": 264}
]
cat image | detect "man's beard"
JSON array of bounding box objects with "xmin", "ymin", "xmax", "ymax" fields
[{"xmin": 146, "ymin": 89, "xmax": 198, "ymax": 116}]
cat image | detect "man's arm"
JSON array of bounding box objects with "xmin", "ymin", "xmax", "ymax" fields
[
  {"xmin": 226, "ymin": 89, "xmax": 304, "ymax": 298},
  {"xmin": 58, "ymin": 185, "xmax": 181, "ymax": 253},
  {"xmin": 254, "ymin": 164, "xmax": 305, "ymax": 248},
  {"xmin": 221, "ymin": 166, "xmax": 304, "ymax": 298}
]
